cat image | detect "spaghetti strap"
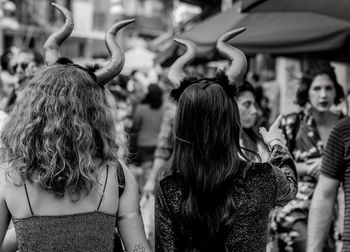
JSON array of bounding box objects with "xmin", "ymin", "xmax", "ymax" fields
[
  {"xmin": 23, "ymin": 180, "xmax": 34, "ymax": 215},
  {"xmin": 97, "ymin": 164, "xmax": 109, "ymax": 211}
]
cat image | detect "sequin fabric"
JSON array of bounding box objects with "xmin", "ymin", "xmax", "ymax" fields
[
  {"xmin": 13, "ymin": 211, "xmax": 116, "ymax": 252},
  {"xmin": 155, "ymin": 145, "xmax": 297, "ymax": 252}
]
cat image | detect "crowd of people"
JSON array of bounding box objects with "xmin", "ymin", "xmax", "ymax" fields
[{"xmin": 0, "ymin": 3, "xmax": 349, "ymax": 252}]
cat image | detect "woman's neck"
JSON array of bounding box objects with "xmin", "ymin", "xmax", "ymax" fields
[{"xmin": 310, "ymin": 108, "xmax": 334, "ymax": 125}]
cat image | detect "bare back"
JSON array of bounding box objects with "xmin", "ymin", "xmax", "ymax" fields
[{"xmin": 4, "ymin": 161, "xmax": 120, "ymax": 218}]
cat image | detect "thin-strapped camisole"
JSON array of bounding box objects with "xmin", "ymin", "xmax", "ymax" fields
[{"xmin": 12, "ymin": 164, "xmax": 120, "ymax": 252}]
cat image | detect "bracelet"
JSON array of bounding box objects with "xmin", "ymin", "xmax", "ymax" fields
[
  {"xmin": 117, "ymin": 208, "xmax": 141, "ymax": 222},
  {"xmin": 267, "ymin": 138, "xmax": 286, "ymax": 147}
]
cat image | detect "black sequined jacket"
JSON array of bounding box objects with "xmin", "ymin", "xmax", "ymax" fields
[{"xmin": 155, "ymin": 145, "xmax": 297, "ymax": 252}]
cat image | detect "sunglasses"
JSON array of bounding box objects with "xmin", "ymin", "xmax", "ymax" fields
[{"xmin": 12, "ymin": 62, "xmax": 29, "ymax": 72}]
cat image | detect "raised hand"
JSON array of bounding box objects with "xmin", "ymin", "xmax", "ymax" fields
[{"xmin": 259, "ymin": 114, "xmax": 287, "ymax": 148}]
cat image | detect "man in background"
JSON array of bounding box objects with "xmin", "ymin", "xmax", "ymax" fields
[{"xmin": 308, "ymin": 117, "xmax": 350, "ymax": 252}]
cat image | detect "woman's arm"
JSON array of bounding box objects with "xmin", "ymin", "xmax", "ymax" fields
[
  {"xmin": 268, "ymin": 144, "xmax": 298, "ymax": 206},
  {"xmin": 259, "ymin": 115, "xmax": 298, "ymax": 206},
  {"xmin": 1, "ymin": 227, "xmax": 17, "ymax": 252},
  {"xmin": 116, "ymin": 161, "xmax": 152, "ymax": 252},
  {"xmin": 295, "ymin": 157, "xmax": 322, "ymax": 177},
  {"xmin": 0, "ymin": 183, "xmax": 11, "ymax": 251}
]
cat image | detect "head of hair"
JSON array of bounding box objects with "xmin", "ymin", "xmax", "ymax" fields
[
  {"xmin": 237, "ymin": 80, "xmax": 256, "ymax": 97},
  {"xmin": 236, "ymin": 80, "xmax": 262, "ymax": 153},
  {"xmin": 296, "ymin": 60, "xmax": 344, "ymax": 106},
  {"xmin": 0, "ymin": 64, "xmax": 120, "ymax": 198},
  {"xmin": 172, "ymin": 79, "xmax": 251, "ymax": 249},
  {"xmin": 142, "ymin": 84, "xmax": 163, "ymax": 109}
]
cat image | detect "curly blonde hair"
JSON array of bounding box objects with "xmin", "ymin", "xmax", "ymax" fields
[{"xmin": 0, "ymin": 64, "xmax": 121, "ymax": 198}]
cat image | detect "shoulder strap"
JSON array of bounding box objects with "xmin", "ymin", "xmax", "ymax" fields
[
  {"xmin": 23, "ymin": 179, "xmax": 34, "ymax": 215},
  {"xmin": 97, "ymin": 164, "xmax": 109, "ymax": 211}
]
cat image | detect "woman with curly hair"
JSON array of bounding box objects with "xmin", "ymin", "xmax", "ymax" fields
[
  {"xmin": 0, "ymin": 4, "xmax": 151, "ymax": 252},
  {"xmin": 270, "ymin": 60, "xmax": 345, "ymax": 252},
  {"xmin": 155, "ymin": 30, "xmax": 297, "ymax": 252}
]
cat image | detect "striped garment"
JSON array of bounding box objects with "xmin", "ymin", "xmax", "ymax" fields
[{"xmin": 322, "ymin": 117, "xmax": 350, "ymax": 252}]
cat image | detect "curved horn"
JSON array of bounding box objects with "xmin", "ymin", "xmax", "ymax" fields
[
  {"xmin": 167, "ymin": 38, "xmax": 197, "ymax": 87},
  {"xmin": 95, "ymin": 19, "xmax": 135, "ymax": 85},
  {"xmin": 43, "ymin": 3, "xmax": 74, "ymax": 65},
  {"xmin": 216, "ymin": 27, "xmax": 247, "ymax": 84}
]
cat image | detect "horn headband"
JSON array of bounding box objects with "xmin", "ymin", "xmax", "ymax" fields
[
  {"xmin": 216, "ymin": 27, "xmax": 247, "ymax": 85},
  {"xmin": 167, "ymin": 38, "xmax": 197, "ymax": 87},
  {"xmin": 168, "ymin": 28, "xmax": 247, "ymax": 100},
  {"xmin": 43, "ymin": 3, "xmax": 134, "ymax": 85},
  {"xmin": 43, "ymin": 3, "xmax": 74, "ymax": 66}
]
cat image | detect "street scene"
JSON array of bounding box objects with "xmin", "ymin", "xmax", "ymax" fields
[{"xmin": 0, "ymin": 0, "xmax": 350, "ymax": 251}]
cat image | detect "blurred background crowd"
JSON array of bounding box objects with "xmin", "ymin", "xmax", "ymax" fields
[{"xmin": 1, "ymin": 0, "xmax": 350, "ymax": 251}]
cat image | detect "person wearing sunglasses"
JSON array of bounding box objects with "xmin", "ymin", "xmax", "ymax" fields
[
  {"xmin": 10, "ymin": 49, "xmax": 43, "ymax": 85},
  {"xmin": 4, "ymin": 49, "xmax": 44, "ymax": 113}
]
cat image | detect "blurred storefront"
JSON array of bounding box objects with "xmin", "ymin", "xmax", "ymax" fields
[{"xmin": 0, "ymin": 0, "xmax": 173, "ymax": 59}]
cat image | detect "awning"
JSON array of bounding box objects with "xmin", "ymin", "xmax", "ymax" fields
[
  {"xmin": 155, "ymin": 2, "xmax": 350, "ymax": 65},
  {"xmin": 240, "ymin": 0, "xmax": 350, "ymax": 22}
]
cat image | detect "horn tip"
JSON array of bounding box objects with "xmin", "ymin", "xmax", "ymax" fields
[
  {"xmin": 173, "ymin": 38, "xmax": 189, "ymax": 45},
  {"xmin": 51, "ymin": 2, "xmax": 66, "ymax": 12},
  {"xmin": 121, "ymin": 19, "xmax": 136, "ymax": 26},
  {"xmin": 218, "ymin": 27, "xmax": 247, "ymax": 43},
  {"xmin": 173, "ymin": 38, "xmax": 197, "ymax": 50},
  {"xmin": 230, "ymin": 27, "xmax": 247, "ymax": 35}
]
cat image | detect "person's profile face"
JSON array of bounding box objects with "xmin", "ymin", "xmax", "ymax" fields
[
  {"xmin": 10, "ymin": 52, "xmax": 35, "ymax": 84},
  {"xmin": 237, "ymin": 91, "xmax": 258, "ymax": 129},
  {"xmin": 308, "ymin": 74, "xmax": 336, "ymax": 113}
]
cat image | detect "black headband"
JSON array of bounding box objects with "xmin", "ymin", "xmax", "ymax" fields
[
  {"xmin": 56, "ymin": 57, "xmax": 104, "ymax": 89},
  {"xmin": 170, "ymin": 71, "xmax": 237, "ymax": 101}
]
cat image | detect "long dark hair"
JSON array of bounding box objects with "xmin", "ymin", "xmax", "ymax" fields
[
  {"xmin": 237, "ymin": 80, "xmax": 264, "ymax": 159},
  {"xmin": 172, "ymin": 80, "xmax": 250, "ymax": 251}
]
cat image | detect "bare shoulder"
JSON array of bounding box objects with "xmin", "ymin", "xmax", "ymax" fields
[
  {"xmin": 117, "ymin": 160, "xmax": 140, "ymax": 213},
  {"xmin": 119, "ymin": 160, "xmax": 139, "ymax": 195},
  {"xmin": 0, "ymin": 166, "xmax": 22, "ymax": 199}
]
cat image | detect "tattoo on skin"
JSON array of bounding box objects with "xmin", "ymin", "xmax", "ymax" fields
[{"xmin": 133, "ymin": 243, "xmax": 145, "ymax": 252}]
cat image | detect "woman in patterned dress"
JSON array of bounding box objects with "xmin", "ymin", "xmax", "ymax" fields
[{"xmin": 271, "ymin": 60, "xmax": 345, "ymax": 252}]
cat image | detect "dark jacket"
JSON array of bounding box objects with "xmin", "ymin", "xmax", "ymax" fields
[{"xmin": 155, "ymin": 145, "xmax": 297, "ymax": 252}]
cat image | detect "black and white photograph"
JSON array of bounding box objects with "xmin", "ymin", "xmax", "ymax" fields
[{"xmin": 0, "ymin": 0, "xmax": 349, "ymax": 251}]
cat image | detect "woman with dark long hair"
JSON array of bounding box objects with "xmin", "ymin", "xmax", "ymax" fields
[
  {"xmin": 237, "ymin": 80, "xmax": 269, "ymax": 162},
  {"xmin": 155, "ymin": 30, "xmax": 298, "ymax": 252},
  {"xmin": 0, "ymin": 4, "xmax": 151, "ymax": 252}
]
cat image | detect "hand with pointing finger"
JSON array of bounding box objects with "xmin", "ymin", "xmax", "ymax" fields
[{"xmin": 259, "ymin": 114, "xmax": 287, "ymax": 149}]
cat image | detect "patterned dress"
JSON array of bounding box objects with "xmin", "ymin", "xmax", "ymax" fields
[{"xmin": 270, "ymin": 106, "xmax": 343, "ymax": 251}]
